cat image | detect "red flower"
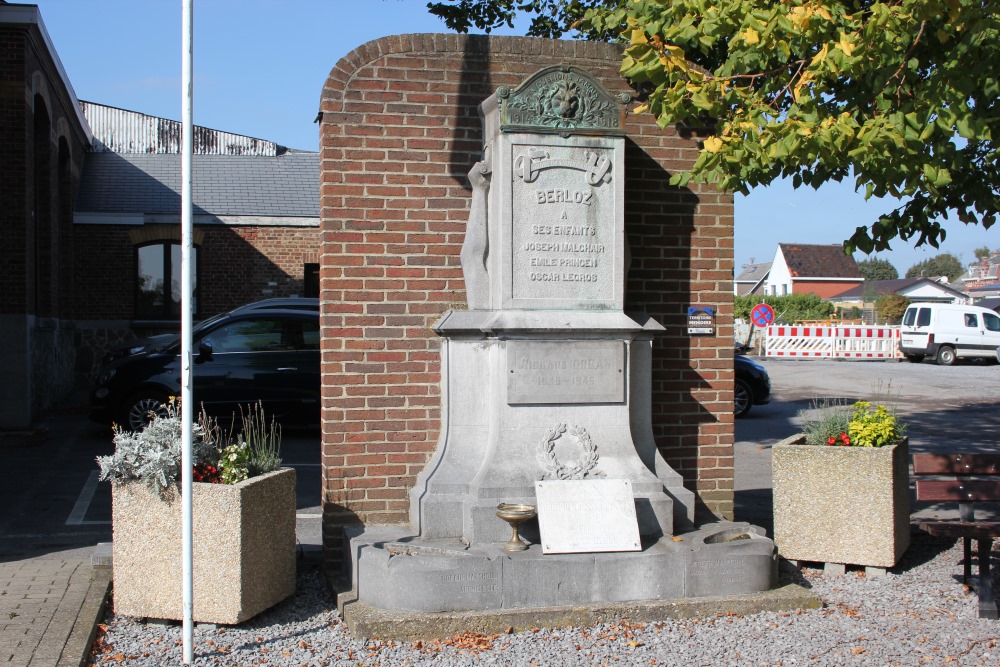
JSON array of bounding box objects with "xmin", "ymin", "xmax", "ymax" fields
[
  {"xmin": 840, "ymin": 432, "xmax": 851, "ymax": 446},
  {"xmin": 827, "ymin": 436, "xmax": 836, "ymax": 445}
]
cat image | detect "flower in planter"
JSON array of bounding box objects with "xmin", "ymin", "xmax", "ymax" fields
[
  {"xmin": 97, "ymin": 400, "xmax": 282, "ymax": 493},
  {"xmin": 800, "ymin": 398, "xmax": 906, "ymax": 448},
  {"xmin": 847, "ymin": 401, "xmax": 906, "ymax": 448}
]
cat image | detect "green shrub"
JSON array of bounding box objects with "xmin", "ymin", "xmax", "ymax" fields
[{"xmin": 735, "ymin": 293, "xmax": 835, "ymax": 323}]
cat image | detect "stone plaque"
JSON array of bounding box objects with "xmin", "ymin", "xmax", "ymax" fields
[
  {"xmin": 508, "ymin": 141, "xmax": 618, "ymax": 307},
  {"xmin": 534, "ymin": 479, "xmax": 641, "ymax": 554},
  {"xmin": 507, "ymin": 340, "xmax": 624, "ymax": 404}
]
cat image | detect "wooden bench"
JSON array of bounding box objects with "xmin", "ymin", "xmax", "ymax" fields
[{"xmin": 913, "ymin": 453, "xmax": 1000, "ymax": 619}]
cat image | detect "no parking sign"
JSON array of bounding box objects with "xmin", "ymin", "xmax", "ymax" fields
[{"xmin": 751, "ymin": 303, "xmax": 775, "ymax": 327}]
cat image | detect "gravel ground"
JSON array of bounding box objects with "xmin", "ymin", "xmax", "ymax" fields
[{"xmin": 89, "ymin": 532, "xmax": 1000, "ymax": 666}]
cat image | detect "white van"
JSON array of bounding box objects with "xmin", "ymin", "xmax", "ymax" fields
[{"xmin": 899, "ymin": 303, "xmax": 1000, "ymax": 365}]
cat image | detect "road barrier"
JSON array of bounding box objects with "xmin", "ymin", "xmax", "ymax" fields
[{"xmin": 765, "ymin": 325, "xmax": 903, "ymax": 360}]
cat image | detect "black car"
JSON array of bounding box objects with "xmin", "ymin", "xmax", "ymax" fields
[
  {"xmin": 735, "ymin": 351, "xmax": 771, "ymax": 418},
  {"xmin": 91, "ymin": 299, "xmax": 320, "ymax": 431}
]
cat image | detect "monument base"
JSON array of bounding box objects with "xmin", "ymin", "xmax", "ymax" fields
[
  {"xmin": 338, "ymin": 522, "xmax": 782, "ymax": 637},
  {"xmin": 339, "ymin": 583, "xmax": 821, "ymax": 642}
]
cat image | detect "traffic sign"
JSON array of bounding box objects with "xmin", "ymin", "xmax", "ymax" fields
[{"xmin": 751, "ymin": 303, "xmax": 775, "ymax": 327}]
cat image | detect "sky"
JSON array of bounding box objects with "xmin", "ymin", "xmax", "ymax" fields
[{"xmin": 26, "ymin": 0, "xmax": 997, "ymax": 277}]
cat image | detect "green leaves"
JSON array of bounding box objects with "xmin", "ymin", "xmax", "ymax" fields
[{"xmin": 578, "ymin": 0, "xmax": 1000, "ymax": 254}]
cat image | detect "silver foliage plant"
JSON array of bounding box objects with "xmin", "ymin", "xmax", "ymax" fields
[
  {"xmin": 96, "ymin": 400, "xmax": 281, "ymax": 493},
  {"xmin": 96, "ymin": 402, "xmax": 218, "ymax": 494}
]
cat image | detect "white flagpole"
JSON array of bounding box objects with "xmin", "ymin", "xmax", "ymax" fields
[{"xmin": 180, "ymin": 0, "xmax": 195, "ymax": 663}]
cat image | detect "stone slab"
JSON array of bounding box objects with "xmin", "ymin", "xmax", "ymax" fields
[
  {"xmin": 341, "ymin": 583, "xmax": 822, "ymax": 642},
  {"xmin": 507, "ymin": 340, "xmax": 624, "ymax": 404},
  {"xmin": 501, "ymin": 137, "xmax": 625, "ymax": 311},
  {"xmin": 534, "ymin": 479, "xmax": 640, "ymax": 553}
]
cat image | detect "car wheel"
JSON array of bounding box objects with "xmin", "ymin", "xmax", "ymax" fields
[
  {"xmin": 735, "ymin": 378, "xmax": 753, "ymax": 418},
  {"xmin": 122, "ymin": 391, "xmax": 169, "ymax": 432},
  {"xmin": 936, "ymin": 346, "xmax": 957, "ymax": 366},
  {"xmin": 906, "ymin": 354, "xmax": 924, "ymax": 363}
]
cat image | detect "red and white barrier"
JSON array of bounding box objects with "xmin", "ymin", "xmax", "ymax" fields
[{"xmin": 765, "ymin": 325, "xmax": 903, "ymax": 360}]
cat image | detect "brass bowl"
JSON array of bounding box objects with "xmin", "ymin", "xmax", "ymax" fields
[{"xmin": 496, "ymin": 503, "xmax": 536, "ymax": 552}]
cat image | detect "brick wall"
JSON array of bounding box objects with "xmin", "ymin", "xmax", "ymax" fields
[
  {"xmin": 319, "ymin": 34, "xmax": 735, "ymax": 570},
  {"xmin": 0, "ymin": 29, "xmax": 29, "ymax": 314},
  {"xmin": 0, "ymin": 19, "xmax": 89, "ymax": 425}
]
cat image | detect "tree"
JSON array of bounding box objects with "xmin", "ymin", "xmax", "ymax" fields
[
  {"xmin": 904, "ymin": 253, "xmax": 964, "ymax": 281},
  {"xmin": 874, "ymin": 294, "xmax": 909, "ymax": 323},
  {"xmin": 857, "ymin": 258, "xmax": 899, "ymax": 281},
  {"xmin": 431, "ymin": 1, "xmax": 999, "ymax": 255},
  {"xmin": 427, "ymin": 0, "xmax": 617, "ymax": 39},
  {"xmin": 975, "ymin": 246, "xmax": 992, "ymax": 260}
]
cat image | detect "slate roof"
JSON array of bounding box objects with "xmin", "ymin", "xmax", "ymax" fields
[
  {"xmin": 735, "ymin": 262, "xmax": 771, "ymax": 282},
  {"xmin": 75, "ymin": 151, "xmax": 318, "ymax": 217},
  {"xmin": 778, "ymin": 243, "xmax": 862, "ymax": 279}
]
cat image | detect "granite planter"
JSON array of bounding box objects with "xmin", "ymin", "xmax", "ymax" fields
[
  {"xmin": 111, "ymin": 467, "xmax": 296, "ymax": 624},
  {"xmin": 772, "ymin": 435, "xmax": 909, "ymax": 568}
]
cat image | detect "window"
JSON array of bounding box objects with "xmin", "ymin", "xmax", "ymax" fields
[
  {"xmin": 917, "ymin": 308, "xmax": 932, "ymax": 326},
  {"xmin": 304, "ymin": 263, "xmax": 319, "ymax": 298},
  {"xmin": 781, "ymin": 284, "xmax": 788, "ymax": 296},
  {"xmin": 964, "ymin": 313, "xmax": 979, "ymax": 328},
  {"xmin": 136, "ymin": 242, "xmax": 199, "ymax": 319},
  {"xmin": 202, "ymin": 317, "xmax": 318, "ymax": 353},
  {"xmin": 984, "ymin": 312, "xmax": 1000, "ymax": 332}
]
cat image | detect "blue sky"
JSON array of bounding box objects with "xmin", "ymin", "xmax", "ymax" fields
[{"xmin": 29, "ymin": 0, "xmax": 996, "ymax": 276}]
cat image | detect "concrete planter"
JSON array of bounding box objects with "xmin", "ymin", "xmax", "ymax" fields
[
  {"xmin": 111, "ymin": 467, "xmax": 296, "ymax": 624},
  {"xmin": 772, "ymin": 436, "xmax": 909, "ymax": 568}
]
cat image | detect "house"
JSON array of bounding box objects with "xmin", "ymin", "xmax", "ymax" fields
[
  {"xmin": 967, "ymin": 283, "xmax": 1000, "ymax": 304},
  {"xmin": 765, "ymin": 243, "xmax": 863, "ymax": 297},
  {"xmin": 955, "ymin": 252, "xmax": 1000, "ymax": 292},
  {"xmin": 734, "ymin": 260, "xmax": 770, "ymax": 295},
  {"xmin": 829, "ymin": 277, "xmax": 971, "ymax": 306},
  {"xmin": 0, "ymin": 3, "xmax": 319, "ymax": 428}
]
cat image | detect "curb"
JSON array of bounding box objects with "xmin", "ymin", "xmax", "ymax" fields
[{"xmin": 56, "ymin": 563, "xmax": 111, "ymax": 667}]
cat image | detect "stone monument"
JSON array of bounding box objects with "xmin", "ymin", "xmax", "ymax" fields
[{"xmin": 340, "ymin": 66, "xmax": 776, "ymax": 624}]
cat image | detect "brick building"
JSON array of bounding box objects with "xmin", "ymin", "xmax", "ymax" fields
[
  {"xmin": 0, "ymin": 3, "xmax": 320, "ymax": 427},
  {"xmin": 72, "ymin": 102, "xmax": 320, "ymax": 384},
  {"xmin": 0, "ymin": 4, "xmax": 90, "ymax": 428},
  {"xmin": 319, "ymin": 34, "xmax": 736, "ymax": 574}
]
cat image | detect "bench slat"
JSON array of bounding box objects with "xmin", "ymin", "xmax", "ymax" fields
[
  {"xmin": 913, "ymin": 453, "xmax": 1000, "ymax": 475},
  {"xmin": 919, "ymin": 521, "xmax": 1000, "ymax": 540},
  {"xmin": 916, "ymin": 479, "xmax": 1000, "ymax": 502}
]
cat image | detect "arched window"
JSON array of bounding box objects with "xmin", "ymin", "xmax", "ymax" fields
[{"xmin": 136, "ymin": 242, "xmax": 199, "ymax": 319}]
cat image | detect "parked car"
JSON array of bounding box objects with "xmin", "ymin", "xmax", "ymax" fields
[
  {"xmin": 899, "ymin": 302, "xmax": 1000, "ymax": 365},
  {"xmin": 91, "ymin": 299, "xmax": 320, "ymax": 431},
  {"xmin": 735, "ymin": 351, "xmax": 771, "ymax": 418}
]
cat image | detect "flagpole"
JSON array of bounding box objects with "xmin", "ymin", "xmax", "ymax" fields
[{"xmin": 180, "ymin": 0, "xmax": 195, "ymax": 662}]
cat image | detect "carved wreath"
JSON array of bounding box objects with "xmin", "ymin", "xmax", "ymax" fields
[{"xmin": 536, "ymin": 423, "xmax": 605, "ymax": 480}]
